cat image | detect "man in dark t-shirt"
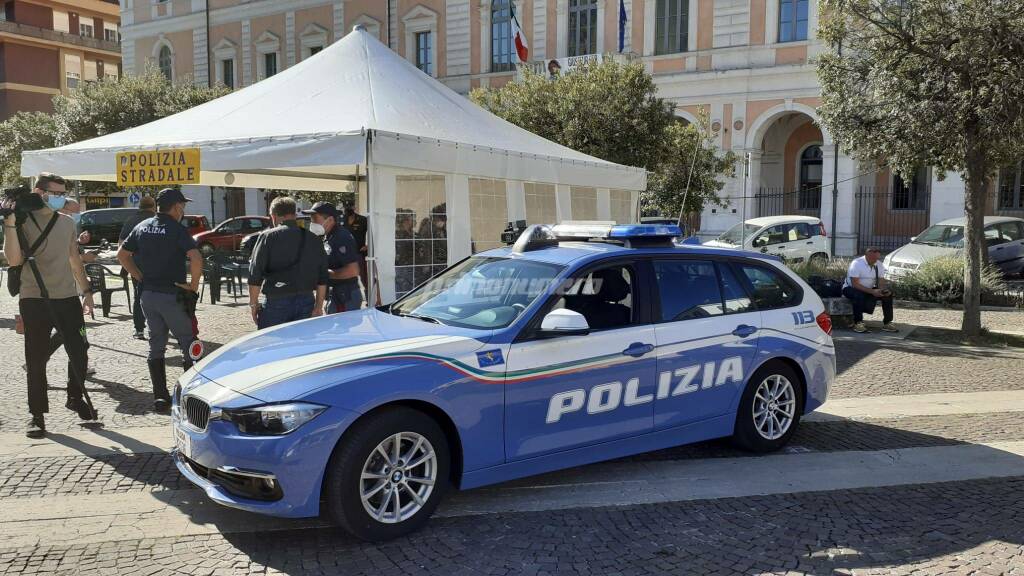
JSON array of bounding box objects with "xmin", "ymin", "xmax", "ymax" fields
[
  {"xmin": 342, "ymin": 201, "xmax": 369, "ymax": 295},
  {"xmin": 118, "ymin": 195, "xmax": 156, "ymax": 339},
  {"xmin": 303, "ymin": 202, "xmax": 363, "ymax": 313},
  {"xmin": 117, "ymin": 188, "xmax": 202, "ymax": 411}
]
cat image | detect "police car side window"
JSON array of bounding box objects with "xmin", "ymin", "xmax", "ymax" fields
[
  {"xmin": 653, "ymin": 260, "xmax": 723, "ymax": 321},
  {"xmin": 737, "ymin": 264, "xmax": 799, "ymax": 309},
  {"xmin": 717, "ymin": 263, "xmax": 754, "ymax": 314},
  {"xmin": 550, "ymin": 265, "xmax": 635, "ymax": 331}
]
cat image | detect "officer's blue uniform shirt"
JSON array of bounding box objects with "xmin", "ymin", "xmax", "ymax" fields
[
  {"xmin": 123, "ymin": 213, "xmax": 198, "ymax": 293},
  {"xmin": 324, "ymin": 225, "xmax": 360, "ymax": 274}
]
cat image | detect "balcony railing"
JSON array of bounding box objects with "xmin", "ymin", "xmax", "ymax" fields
[{"xmin": 0, "ymin": 20, "xmax": 120, "ymax": 53}]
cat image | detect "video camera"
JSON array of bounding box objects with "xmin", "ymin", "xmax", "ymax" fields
[
  {"xmin": 0, "ymin": 185, "xmax": 44, "ymax": 227},
  {"xmin": 501, "ymin": 220, "xmax": 529, "ymax": 245}
]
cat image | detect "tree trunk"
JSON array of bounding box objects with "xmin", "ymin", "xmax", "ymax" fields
[{"xmin": 961, "ymin": 139, "xmax": 988, "ymax": 341}]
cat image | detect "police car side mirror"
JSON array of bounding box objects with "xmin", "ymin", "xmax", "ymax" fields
[{"xmin": 537, "ymin": 309, "xmax": 590, "ymax": 337}]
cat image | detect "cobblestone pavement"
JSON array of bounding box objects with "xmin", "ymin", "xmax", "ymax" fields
[{"xmin": 1, "ymin": 293, "xmax": 1023, "ymax": 575}]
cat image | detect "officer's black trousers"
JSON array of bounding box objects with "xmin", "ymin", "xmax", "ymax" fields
[{"xmin": 19, "ymin": 297, "xmax": 89, "ymax": 417}]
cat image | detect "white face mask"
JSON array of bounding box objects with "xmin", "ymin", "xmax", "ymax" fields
[{"xmin": 308, "ymin": 222, "xmax": 326, "ymax": 237}]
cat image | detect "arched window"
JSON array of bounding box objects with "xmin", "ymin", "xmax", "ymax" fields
[
  {"xmin": 158, "ymin": 45, "xmax": 173, "ymax": 80},
  {"xmin": 491, "ymin": 0, "xmax": 513, "ymax": 72},
  {"xmin": 798, "ymin": 145, "xmax": 822, "ymax": 210}
]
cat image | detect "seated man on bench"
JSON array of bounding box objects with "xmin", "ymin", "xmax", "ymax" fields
[{"xmin": 842, "ymin": 247, "xmax": 897, "ymax": 334}]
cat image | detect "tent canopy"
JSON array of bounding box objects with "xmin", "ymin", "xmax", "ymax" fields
[{"xmin": 22, "ymin": 26, "xmax": 646, "ymax": 192}]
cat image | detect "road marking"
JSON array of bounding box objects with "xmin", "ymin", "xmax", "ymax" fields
[
  {"xmin": 806, "ymin": 390, "xmax": 1024, "ymax": 421},
  {"xmin": 2, "ymin": 441, "xmax": 1024, "ymax": 547}
]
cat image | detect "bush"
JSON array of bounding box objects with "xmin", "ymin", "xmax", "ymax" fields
[
  {"xmin": 891, "ymin": 255, "xmax": 1006, "ymax": 305},
  {"xmin": 787, "ymin": 258, "xmax": 850, "ymax": 284}
]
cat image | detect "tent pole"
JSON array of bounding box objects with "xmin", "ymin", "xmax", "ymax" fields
[{"xmin": 365, "ymin": 129, "xmax": 379, "ymax": 307}]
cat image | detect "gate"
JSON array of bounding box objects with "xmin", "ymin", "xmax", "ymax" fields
[
  {"xmin": 855, "ymin": 186, "xmax": 931, "ymax": 253},
  {"xmin": 754, "ymin": 188, "xmax": 822, "ymax": 219}
]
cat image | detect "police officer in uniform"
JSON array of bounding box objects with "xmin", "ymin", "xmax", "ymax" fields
[
  {"xmin": 248, "ymin": 196, "xmax": 329, "ymax": 328},
  {"xmin": 341, "ymin": 201, "xmax": 369, "ymax": 293},
  {"xmin": 303, "ymin": 202, "xmax": 363, "ymax": 312},
  {"xmin": 117, "ymin": 189, "xmax": 202, "ymax": 411}
]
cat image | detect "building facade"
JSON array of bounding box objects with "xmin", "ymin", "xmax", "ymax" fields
[
  {"xmin": 119, "ymin": 0, "xmax": 1024, "ymax": 255},
  {"xmin": 1, "ymin": 0, "xmax": 120, "ymax": 120}
]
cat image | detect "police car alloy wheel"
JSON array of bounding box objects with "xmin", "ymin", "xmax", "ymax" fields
[
  {"xmin": 324, "ymin": 407, "xmax": 450, "ymax": 541},
  {"xmin": 732, "ymin": 361, "xmax": 804, "ymax": 452}
]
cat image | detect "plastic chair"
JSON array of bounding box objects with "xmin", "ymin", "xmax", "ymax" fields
[{"xmin": 84, "ymin": 263, "xmax": 131, "ymax": 317}]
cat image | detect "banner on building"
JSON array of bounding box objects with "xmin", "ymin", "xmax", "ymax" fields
[
  {"xmin": 116, "ymin": 148, "xmax": 201, "ymax": 187},
  {"xmin": 542, "ymin": 54, "xmax": 603, "ymax": 78}
]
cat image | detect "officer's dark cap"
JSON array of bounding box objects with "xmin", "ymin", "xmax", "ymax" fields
[
  {"xmin": 302, "ymin": 201, "xmax": 340, "ymax": 219},
  {"xmin": 156, "ymin": 188, "xmax": 193, "ymax": 209}
]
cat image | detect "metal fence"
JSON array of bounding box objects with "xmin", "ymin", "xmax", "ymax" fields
[
  {"xmin": 855, "ymin": 186, "xmax": 931, "ymax": 253},
  {"xmin": 753, "ymin": 188, "xmax": 822, "ymax": 219}
]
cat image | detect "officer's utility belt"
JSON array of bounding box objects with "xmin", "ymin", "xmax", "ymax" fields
[{"xmin": 328, "ymin": 277, "xmax": 359, "ymax": 288}]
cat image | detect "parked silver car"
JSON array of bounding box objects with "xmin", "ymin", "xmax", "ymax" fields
[{"xmin": 884, "ymin": 216, "xmax": 1024, "ymax": 277}]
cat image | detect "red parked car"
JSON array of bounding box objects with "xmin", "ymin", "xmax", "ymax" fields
[
  {"xmin": 193, "ymin": 216, "xmax": 271, "ymax": 256},
  {"xmin": 182, "ymin": 215, "xmax": 210, "ymax": 237}
]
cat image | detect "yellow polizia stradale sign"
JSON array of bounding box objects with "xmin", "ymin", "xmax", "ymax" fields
[{"xmin": 116, "ymin": 148, "xmax": 201, "ymax": 187}]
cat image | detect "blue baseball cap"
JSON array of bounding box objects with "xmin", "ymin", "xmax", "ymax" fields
[{"xmin": 156, "ymin": 188, "xmax": 192, "ymax": 209}]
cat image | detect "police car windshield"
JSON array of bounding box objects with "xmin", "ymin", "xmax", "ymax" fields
[
  {"xmin": 717, "ymin": 223, "xmax": 761, "ymax": 246},
  {"xmin": 391, "ymin": 257, "xmax": 564, "ymax": 330}
]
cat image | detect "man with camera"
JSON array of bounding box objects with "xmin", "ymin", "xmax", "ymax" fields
[
  {"xmin": 843, "ymin": 247, "xmax": 898, "ymax": 334},
  {"xmin": 117, "ymin": 189, "xmax": 202, "ymax": 412},
  {"xmin": 248, "ymin": 197, "xmax": 328, "ymax": 328},
  {"xmin": 2, "ymin": 174, "xmax": 96, "ymax": 438}
]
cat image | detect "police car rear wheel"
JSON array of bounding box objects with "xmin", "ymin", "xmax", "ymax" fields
[
  {"xmin": 732, "ymin": 362, "xmax": 802, "ymax": 452},
  {"xmin": 325, "ymin": 407, "xmax": 450, "ymax": 541}
]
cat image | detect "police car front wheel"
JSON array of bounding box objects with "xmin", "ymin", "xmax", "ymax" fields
[
  {"xmin": 324, "ymin": 407, "xmax": 450, "ymax": 541},
  {"xmin": 732, "ymin": 361, "xmax": 803, "ymax": 452}
]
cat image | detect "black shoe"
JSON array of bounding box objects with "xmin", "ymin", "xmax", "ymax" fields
[
  {"xmin": 133, "ymin": 330, "xmax": 146, "ymax": 340},
  {"xmin": 148, "ymin": 359, "xmax": 171, "ymax": 411},
  {"xmin": 66, "ymin": 397, "xmax": 97, "ymax": 421},
  {"xmin": 154, "ymin": 398, "xmax": 170, "ymax": 413},
  {"xmin": 26, "ymin": 415, "xmax": 45, "ymax": 438}
]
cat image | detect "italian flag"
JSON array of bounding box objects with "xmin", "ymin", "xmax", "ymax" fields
[{"xmin": 511, "ymin": 4, "xmax": 529, "ymax": 63}]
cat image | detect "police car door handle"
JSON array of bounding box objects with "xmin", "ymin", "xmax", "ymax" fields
[
  {"xmin": 623, "ymin": 342, "xmax": 654, "ymax": 357},
  {"xmin": 732, "ymin": 325, "xmax": 758, "ymax": 338}
]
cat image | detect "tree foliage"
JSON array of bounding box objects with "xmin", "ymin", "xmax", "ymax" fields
[
  {"xmin": 0, "ymin": 68, "xmax": 229, "ymax": 192},
  {"xmin": 817, "ymin": 0, "xmax": 1024, "ymax": 338},
  {"xmin": 471, "ymin": 60, "xmax": 735, "ymax": 219}
]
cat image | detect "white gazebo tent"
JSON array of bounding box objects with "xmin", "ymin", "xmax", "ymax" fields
[{"xmin": 22, "ymin": 26, "xmax": 646, "ymax": 302}]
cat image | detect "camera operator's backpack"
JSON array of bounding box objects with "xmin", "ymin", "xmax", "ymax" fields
[{"xmin": 7, "ymin": 212, "xmax": 60, "ymax": 297}]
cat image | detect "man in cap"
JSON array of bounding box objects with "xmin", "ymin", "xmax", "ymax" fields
[
  {"xmin": 248, "ymin": 196, "xmax": 328, "ymax": 328},
  {"xmin": 303, "ymin": 201, "xmax": 363, "ymax": 312},
  {"xmin": 117, "ymin": 188, "xmax": 203, "ymax": 411},
  {"xmin": 119, "ymin": 195, "xmax": 157, "ymax": 339}
]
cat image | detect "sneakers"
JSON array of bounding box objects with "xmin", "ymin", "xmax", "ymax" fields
[
  {"xmin": 133, "ymin": 330, "xmax": 146, "ymax": 340},
  {"xmin": 26, "ymin": 415, "xmax": 45, "ymax": 438},
  {"xmin": 880, "ymin": 323, "xmax": 899, "ymax": 333},
  {"xmin": 852, "ymin": 322, "xmax": 868, "ymax": 333}
]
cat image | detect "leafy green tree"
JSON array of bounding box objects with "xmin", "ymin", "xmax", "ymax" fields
[
  {"xmin": 817, "ymin": 0, "xmax": 1024, "ymax": 339},
  {"xmin": 471, "ymin": 60, "xmax": 735, "ymax": 220},
  {"xmin": 0, "ymin": 68, "xmax": 229, "ymax": 193}
]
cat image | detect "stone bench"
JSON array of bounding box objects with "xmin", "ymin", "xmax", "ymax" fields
[{"xmin": 822, "ymin": 297, "xmax": 854, "ymax": 327}]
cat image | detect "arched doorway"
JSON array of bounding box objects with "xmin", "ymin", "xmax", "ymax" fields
[
  {"xmin": 798, "ymin": 144, "xmax": 823, "ymax": 213},
  {"xmin": 748, "ymin": 110, "xmax": 824, "ymax": 217}
]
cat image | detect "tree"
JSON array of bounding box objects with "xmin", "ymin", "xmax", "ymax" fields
[
  {"xmin": 817, "ymin": 0, "xmax": 1024, "ymax": 340},
  {"xmin": 471, "ymin": 60, "xmax": 735, "ymax": 219},
  {"xmin": 0, "ymin": 68, "xmax": 229, "ymax": 192}
]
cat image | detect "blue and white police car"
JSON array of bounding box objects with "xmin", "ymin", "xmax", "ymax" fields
[{"xmin": 172, "ymin": 223, "xmax": 835, "ymax": 541}]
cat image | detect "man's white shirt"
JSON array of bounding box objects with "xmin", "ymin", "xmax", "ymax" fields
[{"xmin": 844, "ymin": 256, "xmax": 887, "ymax": 290}]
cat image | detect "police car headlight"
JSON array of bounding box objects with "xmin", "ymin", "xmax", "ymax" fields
[{"xmin": 221, "ymin": 402, "xmax": 326, "ymax": 435}]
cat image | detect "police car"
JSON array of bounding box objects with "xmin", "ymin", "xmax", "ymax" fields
[{"xmin": 172, "ymin": 223, "xmax": 835, "ymax": 541}]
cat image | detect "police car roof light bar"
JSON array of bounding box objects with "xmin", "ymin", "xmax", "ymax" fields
[{"xmin": 513, "ymin": 222, "xmax": 683, "ymax": 252}]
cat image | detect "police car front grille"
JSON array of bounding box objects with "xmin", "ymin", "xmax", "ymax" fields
[{"xmin": 184, "ymin": 396, "xmax": 210, "ymax": 430}]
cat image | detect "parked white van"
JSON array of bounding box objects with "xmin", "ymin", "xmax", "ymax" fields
[{"xmin": 704, "ymin": 216, "xmax": 831, "ymax": 263}]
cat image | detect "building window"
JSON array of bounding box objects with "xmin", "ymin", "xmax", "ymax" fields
[
  {"xmin": 998, "ymin": 163, "xmax": 1024, "ymax": 210},
  {"xmin": 892, "ymin": 167, "xmax": 929, "ymax": 210},
  {"xmin": 415, "ymin": 31, "xmax": 432, "ymax": 75},
  {"xmin": 491, "ymin": 0, "xmax": 513, "ymax": 72},
  {"xmin": 79, "ymin": 23, "xmax": 94, "ymax": 37},
  {"xmin": 798, "ymin": 145, "xmax": 823, "ymax": 210},
  {"xmin": 263, "ymin": 52, "xmax": 278, "ymax": 78},
  {"xmin": 104, "ymin": 28, "xmax": 119, "ymax": 43},
  {"xmin": 308, "ymin": 46, "xmax": 322, "ymax": 56},
  {"xmin": 568, "ymin": 0, "xmax": 598, "ymax": 57},
  {"xmin": 66, "ymin": 71, "xmax": 80, "ymax": 90},
  {"xmin": 395, "ymin": 176, "xmax": 447, "ymax": 297},
  {"xmin": 97, "ymin": 60, "xmax": 104, "ymax": 79},
  {"xmin": 778, "ymin": 0, "xmax": 809, "ymax": 43},
  {"xmin": 470, "ymin": 178, "xmax": 509, "ymax": 253},
  {"xmin": 158, "ymin": 45, "xmax": 173, "ymax": 80},
  {"xmin": 221, "ymin": 59, "xmax": 234, "ymax": 89},
  {"xmin": 655, "ymin": 0, "xmax": 688, "ymax": 55}
]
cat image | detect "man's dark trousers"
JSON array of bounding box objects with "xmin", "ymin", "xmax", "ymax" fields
[
  {"xmin": 131, "ymin": 279, "xmax": 145, "ymax": 333},
  {"xmin": 843, "ymin": 286, "xmax": 893, "ymax": 324},
  {"xmin": 258, "ymin": 294, "xmax": 315, "ymax": 329},
  {"xmin": 20, "ymin": 297, "xmax": 89, "ymax": 416}
]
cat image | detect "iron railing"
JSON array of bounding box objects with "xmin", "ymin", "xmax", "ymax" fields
[{"xmin": 855, "ymin": 186, "xmax": 931, "ymax": 253}]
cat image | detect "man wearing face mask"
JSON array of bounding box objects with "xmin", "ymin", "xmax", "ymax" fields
[
  {"xmin": 247, "ymin": 196, "xmax": 328, "ymax": 328},
  {"xmin": 303, "ymin": 201, "xmax": 363, "ymax": 313},
  {"xmin": 117, "ymin": 188, "xmax": 202, "ymax": 412}
]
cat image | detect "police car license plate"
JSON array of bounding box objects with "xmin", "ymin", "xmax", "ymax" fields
[{"xmin": 174, "ymin": 426, "xmax": 192, "ymax": 460}]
